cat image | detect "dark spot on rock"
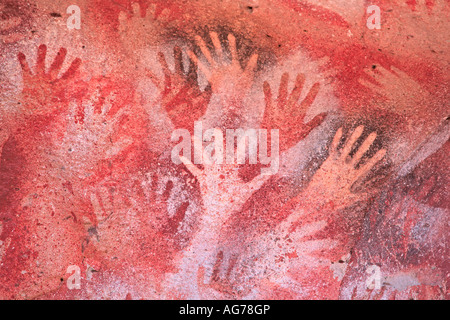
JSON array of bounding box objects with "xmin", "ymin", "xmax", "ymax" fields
[
  {"xmin": 372, "ymin": 65, "xmax": 377, "ymax": 69},
  {"xmin": 246, "ymin": 6, "xmax": 253, "ymax": 13},
  {"xmin": 50, "ymin": 12, "xmax": 62, "ymax": 17},
  {"xmin": 88, "ymin": 226, "xmax": 98, "ymax": 239}
]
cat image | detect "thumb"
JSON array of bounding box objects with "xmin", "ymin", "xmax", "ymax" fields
[{"xmin": 298, "ymin": 112, "xmax": 327, "ymax": 140}]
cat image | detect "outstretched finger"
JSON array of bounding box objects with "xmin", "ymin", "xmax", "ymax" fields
[
  {"xmin": 174, "ymin": 46, "xmax": 184, "ymax": 75},
  {"xmin": 263, "ymin": 81, "xmax": 273, "ymax": 118},
  {"xmin": 358, "ymin": 78, "xmax": 384, "ymax": 93},
  {"xmin": 146, "ymin": 3, "xmax": 157, "ymax": 18},
  {"xmin": 341, "ymin": 125, "xmax": 364, "ymax": 159},
  {"xmin": 158, "ymin": 52, "xmax": 171, "ymax": 78},
  {"xmin": 351, "ymin": 132, "xmax": 377, "ymax": 166},
  {"xmin": 299, "ymin": 112, "xmax": 327, "ymax": 140},
  {"xmin": 118, "ymin": 11, "xmax": 128, "ymax": 27},
  {"xmin": 60, "ymin": 58, "xmax": 81, "ymax": 81},
  {"xmin": 297, "ymin": 82, "xmax": 320, "ymax": 115},
  {"xmin": 36, "ymin": 44, "xmax": 47, "ymax": 75},
  {"xmin": 159, "ymin": 8, "xmax": 171, "ymax": 21},
  {"xmin": 90, "ymin": 193, "xmax": 104, "ymax": 223},
  {"xmin": 210, "ymin": 32, "xmax": 223, "ymax": 60},
  {"xmin": 187, "ymin": 50, "xmax": 211, "ymax": 80},
  {"xmin": 100, "ymin": 93, "xmax": 115, "ymax": 116},
  {"xmin": 363, "ymin": 68, "xmax": 384, "ymax": 84},
  {"xmin": 369, "ymin": 66, "xmax": 395, "ymax": 87},
  {"xmin": 17, "ymin": 52, "xmax": 32, "ymax": 76},
  {"xmin": 358, "ymin": 148, "xmax": 386, "ymax": 177},
  {"xmin": 158, "ymin": 52, "xmax": 172, "ymax": 91},
  {"xmin": 278, "ymin": 73, "xmax": 289, "ymax": 104},
  {"xmin": 109, "ymin": 101, "xmax": 129, "ymax": 124},
  {"xmin": 375, "ymin": 65, "xmax": 395, "ymax": 80},
  {"xmin": 330, "ymin": 127, "xmax": 343, "ymax": 154},
  {"xmin": 195, "ymin": 35, "xmax": 214, "ymax": 66},
  {"xmin": 279, "ymin": 208, "xmax": 308, "ymax": 231},
  {"xmin": 228, "ymin": 34, "xmax": 239, "ymax": 68},
  {"xmin": 287, "ymin": 74, "xmax": 305, "ymax": 108},
  {"xmin": 390, "ymin": 66, "xmax": 408, "ymax": 79},
  {"xmin": 49, "ymin": 47, "xmax": 68, "ymax": 79},
  {"xmin": 244, "ymin": 53, "xmax": 258, "ymax": 77},
  {"xmin": 131, "ymin": 2, "xmax": 141, "ymax": 17},
  {"xmin": 187, "ymin": 54, "xmax": 198, "ymax": 84}
]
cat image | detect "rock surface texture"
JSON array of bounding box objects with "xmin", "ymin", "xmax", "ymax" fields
[{"xmin": 0, "ymin": 0, "xmax": 448, "ymax": 300}]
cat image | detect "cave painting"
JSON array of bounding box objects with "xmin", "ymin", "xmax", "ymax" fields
[{"xmin": 0, "ymin": 0, "xmax": 448, "ymax": 300}]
